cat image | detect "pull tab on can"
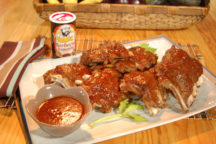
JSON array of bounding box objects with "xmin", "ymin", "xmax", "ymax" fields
[{"xmin": 49, "ymin": 12, "xmax": 76, "ymax": 58}]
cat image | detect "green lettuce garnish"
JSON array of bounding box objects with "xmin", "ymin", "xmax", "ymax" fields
[
  {"xmin": 88, "ymin": 99, "xmax": 148, "ymax": 127},
  {"xmin": 139, "ymin": 43, "xmax": 157, "ymax": 54}
]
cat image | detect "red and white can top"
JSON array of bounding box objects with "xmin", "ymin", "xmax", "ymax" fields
[{"xmin": 49, "ymin": 12, "xmax": 76, "ymax": 24}]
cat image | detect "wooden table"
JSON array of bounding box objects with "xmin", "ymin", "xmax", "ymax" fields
[{"xmin": 1, "ymin": 0, "xmax": 216, "ymax": 143}]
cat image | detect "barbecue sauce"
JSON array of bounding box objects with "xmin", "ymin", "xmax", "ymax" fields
[{"xmin": 36, "ymin": 96, "xmax": 84, "ymax": 126}]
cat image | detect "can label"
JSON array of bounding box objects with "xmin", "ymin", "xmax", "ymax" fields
[
  {"xmin": 49, "ymin": 12, "xmax": 77, "ymax": 58},
  {"xmin": 53, "ymin": 24, "xmax": 76, "ymax": 57}
]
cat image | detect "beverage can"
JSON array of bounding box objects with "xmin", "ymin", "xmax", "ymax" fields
[{"xmin": 49, "ymin": 12, "xmax": 76, "ymax": 58}]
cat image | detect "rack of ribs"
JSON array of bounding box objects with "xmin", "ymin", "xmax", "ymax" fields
[
  {"xmin": 115, "ymin": 46, "xmax": 158, "ymax": 73},
  {"xmin": 120, "ymin": 70, "xmax": 168, "ymax": 116},
  {"xmin": 155, "ymin": 46, "xmax": 203, "ymax": 113},
  {"xmin": 82, "ymin": 68, "xmax": 127, "ymax": 113},
  {"xmin": 43, "ymin": 41, "xmax": 203, "ymax": 115},
  {"xmin": 43, "ymin": 63, "xmax": 91, "ymax": 88},
  {"xmin": 80, "ymin": 41, "xmax": 130, "ymax": 69}
]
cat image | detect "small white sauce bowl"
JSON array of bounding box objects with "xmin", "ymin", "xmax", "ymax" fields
[{"xmin": 25, "ymin": 85, "xmax": 92, "ymax": 137}]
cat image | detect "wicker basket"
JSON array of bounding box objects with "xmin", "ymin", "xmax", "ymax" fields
[{"xmin": 33, "ymin": 0, "xmax": 210, "ymax": 29}]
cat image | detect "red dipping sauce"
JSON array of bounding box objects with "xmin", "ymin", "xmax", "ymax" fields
[{"xmin": 36, "ymin": 96, "xmax": 84, "ymax": 126}]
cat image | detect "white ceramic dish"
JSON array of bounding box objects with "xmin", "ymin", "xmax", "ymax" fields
[{"xmin": 19, "ymin": 35, "xmax": 216, "ymax": 144}]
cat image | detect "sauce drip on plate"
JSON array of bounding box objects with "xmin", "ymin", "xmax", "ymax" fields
[{"xmin": 36, "ymin": 96, "xmax": 84, "ymax": 126}]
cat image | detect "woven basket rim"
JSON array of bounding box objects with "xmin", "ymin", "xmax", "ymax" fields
[
  {"xmin": 34, "ymin": 0, "xmax": 209, "ymax": 8},
  {"xmin": 34, "ymin": 0, "xmax": 210, "ymax": 7},
  {"xmin": 33, "ymin": 0, "xmax": 210, "ymax": 16}
]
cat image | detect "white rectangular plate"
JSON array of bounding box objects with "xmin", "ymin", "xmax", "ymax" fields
[{"xmin": 19, "ymin": 35, "xmax": 216, "ymax": 144}]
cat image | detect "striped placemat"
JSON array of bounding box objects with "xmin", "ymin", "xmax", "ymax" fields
[
  {"xmin": 0, "ymin": 37, "xmax": 46, "ymax": 108},
  {"xmin": 1, "ymin": 40, "xmax": 215, "ymax": 120}
]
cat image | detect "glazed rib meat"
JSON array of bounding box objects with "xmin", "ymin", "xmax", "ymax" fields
[
  {"xmin": 155, "ymin": 46, "xmax": 203, "ymax": 112},
  {"xmin": 80, "ymin": 41, "xmax": 129, "ymax": 68},
  {"xmin": 120, "ymin": 70, "xmax": 168, "ymax": 116},
  {"xmin": 115, "ymin": 46, "xmax": 158, "ymax": 73},
  {"xmin": 129, "ymin": 46, "xmax": 158, "ymax": 71},
  {"xmin": 43, "ymin": 63, "xmax": 91, "ymax": 88},
  {"xmin": 115, "ymin": 59, "xmax": 137, "ymax": 73},
  {"xmin": 82, "ymin": 68, "xmax": 127, "ymax": 113}
]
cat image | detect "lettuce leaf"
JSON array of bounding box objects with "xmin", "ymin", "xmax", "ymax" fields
[
  {"xmin": 122, "ymin": 103, "xmax": 143, "ymax": 115},
  {"xmin": 119, "ymin": 99, "xmax": 129, "ymax": 113},
  {"xmin": 89, "ymin": 99, "xmax": 148, "ymax": 127},
  {"xmin": 139, "ymin": 43, "xmax": 157, "ymax": 54}
]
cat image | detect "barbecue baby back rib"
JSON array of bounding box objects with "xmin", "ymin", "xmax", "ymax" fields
[{"xmin": 155, "ymin": 46, "xmax": 203, "ymax": 112}]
